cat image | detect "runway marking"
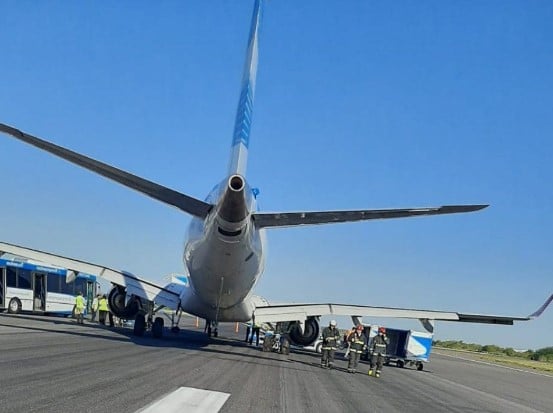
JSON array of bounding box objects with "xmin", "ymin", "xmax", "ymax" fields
[
  {"xmin": 136, "ymin": 387, "xmax": 230, "ymax": 413},
  {"xmin": 434, "ymin": 351, "xmax": 553, "ymax": 378}
]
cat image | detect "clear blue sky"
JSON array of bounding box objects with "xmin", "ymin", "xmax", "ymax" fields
[{"xmin": 1, "ymin": 1, "xmax": 552, "ymax": 349}]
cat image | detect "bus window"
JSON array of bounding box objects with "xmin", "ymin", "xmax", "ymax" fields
[
  {"xmin": 60, "ymin": 279, "xmax": 74, "ymax": 295},
  {"xmin": 17, "ymin": 269, "xmax": 32, "ymax": 289},
  {"xmin": 7, "ymin": 267, "xmax": 17, "ymax": 287},
  {"xmin": 74, "ymin": 278, "xmax": 86, "ymax": 295},
  {"xmin": 47, "ymin": 275, "xmax": 61, "ymax": 294}
]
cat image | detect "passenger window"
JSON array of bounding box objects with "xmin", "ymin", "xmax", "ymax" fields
[
  {"xmin": 47, "ymin": 275, "xmax": 61, "ymax": 293},
  {"xmin": 17, "ymin": 269, "xmax": 32, "ymax": 289},
  {"xmin": 6, "ymin": 267, "xmax": 17, "ymax": 287}
]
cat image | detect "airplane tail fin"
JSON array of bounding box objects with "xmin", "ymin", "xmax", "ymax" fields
[{"xmin": 228, "ymin": 0, "xmax": 263, "ymax": 177}]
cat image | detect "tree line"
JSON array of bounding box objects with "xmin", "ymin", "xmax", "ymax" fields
[{"xmin": 433, "ymin": 340, "xmax": 553, "ymax": 362}]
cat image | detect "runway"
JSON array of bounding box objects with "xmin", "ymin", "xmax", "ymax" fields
[{"xmin": 0, "ymin": 313, "xmax": 551, "ymax": 413}]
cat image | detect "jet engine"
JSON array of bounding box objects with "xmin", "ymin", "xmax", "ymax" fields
[
  {"xmin": 288, "ymin": 317, "xmax": 320, "ymax": 346},
  {"xmin": 108, "ymin": 286, "xmax": 141, "ymax": 319}
]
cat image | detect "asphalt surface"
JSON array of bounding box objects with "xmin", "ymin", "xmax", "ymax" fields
[{"xmin": 0, "ymin": 313, "xmax": 551, "ymax": 413}]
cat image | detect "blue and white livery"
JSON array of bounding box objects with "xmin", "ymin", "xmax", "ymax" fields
[{"xmin": 0, "ymin": 0, "xmax": 551, "ymax": 343}]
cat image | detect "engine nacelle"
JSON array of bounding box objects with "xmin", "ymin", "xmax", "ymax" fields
[
  {"xmin": 288, "ymin": 317, "xmax": 320, "ymax": 347},
  {"xmin": 108, "ymin": 286, "xmax": 140, "ymax": 319}
]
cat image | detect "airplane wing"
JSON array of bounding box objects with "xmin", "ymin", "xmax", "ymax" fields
[
  {"xmin": 0, "ymin": 241, "xmax": 181, "ymax": 310},
  {"xmin": 252, "ymin": 297, "xmax": 553, "ymax": 326},
  {"xmin": 252, "ymin": 205, "xmax": 488, "ymax": 228},
  {"xmin": 0, "ymin": 123, "xmax": 212, "ymax": 218}
]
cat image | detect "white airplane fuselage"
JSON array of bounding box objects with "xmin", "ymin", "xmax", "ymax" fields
[{"xmin": 181, "ymin": 175, "xmax": 266, "ymax": 322}]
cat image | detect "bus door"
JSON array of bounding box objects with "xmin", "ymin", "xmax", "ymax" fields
[
  {"xmin": 33, "ymin": 273, "xmax": 46, "ymax": 312},
  {"xmin": 86, "ymin": 280, "xmax": 95, "ymax": 312},
  {"xmin": 0, "ymin": 267, "xmax": 5, "ymax": 309}
]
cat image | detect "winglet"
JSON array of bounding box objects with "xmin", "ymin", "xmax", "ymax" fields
[{"xmin": 528, "ymin": 293, "xmax": 553, "ymax": 319}]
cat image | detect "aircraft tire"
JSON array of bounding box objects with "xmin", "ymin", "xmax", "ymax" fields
[
  {"xmin": 134, "ymin": 314, "xmax": 146, "ymax": 336},
  {"xmin": 152, "ymin": 317, "xmax": 164, "ymax": 338},
  {"xmin": 8, "ymin": 298, "xmax": 21, "ymax": 314}
]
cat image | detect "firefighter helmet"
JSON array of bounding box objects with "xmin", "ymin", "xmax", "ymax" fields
[{"xmin": 378, "ymin": 326, "xmax": 386, "ymax": 334}]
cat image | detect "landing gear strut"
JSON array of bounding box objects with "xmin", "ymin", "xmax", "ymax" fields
[
  {"xmin": 132, "ymin": 302, "xmax": 168, "ymax": 339},
  {"xmin": 206, "ymin": 320, "xmax": 218, "ymax": 338}
]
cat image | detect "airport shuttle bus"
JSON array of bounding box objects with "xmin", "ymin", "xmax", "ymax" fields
[{"xmin": 0, "ymin": 257, "xmax": 98, "ymax": 315}]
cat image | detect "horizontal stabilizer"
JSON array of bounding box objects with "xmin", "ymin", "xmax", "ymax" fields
[
  {"xmin": 0, "ymin": 241, "xmax": 181, "ymax": 309},
  {"xmin": 0, "ymin": 123, "xmax": 212, "ymax": 218},
  {"xmin": 253, "ymin": 204, "xmax": 488, "ymax": 228}
]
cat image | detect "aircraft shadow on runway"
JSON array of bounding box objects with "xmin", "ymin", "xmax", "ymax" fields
[{"xmin": 0, "ymin": 313, "xmax": 304, "ymax": 364}]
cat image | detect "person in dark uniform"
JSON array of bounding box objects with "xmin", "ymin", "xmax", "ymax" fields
[
  {"xmin": 321, "ymin": 320, "xmax": 340, "ymax": 369},
  {"xmin": 347, "ymin": 325, "xmax": 366, "ymax": 373},
  {"xmin": 368, "ymin": 326, "xmax": 389, "ymax": 378},
  {"xmin": 249, "ymin": 322, "xmax": 261, "ymax": 346}
]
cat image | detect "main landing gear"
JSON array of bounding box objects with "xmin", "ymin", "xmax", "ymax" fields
[
  {"xmin": 132, "ymin": 304, "xmax": 183, "ymax": 338},
  {"xmin": 205, "ymin": 320, "xmax": 218, "ymax": 338}
]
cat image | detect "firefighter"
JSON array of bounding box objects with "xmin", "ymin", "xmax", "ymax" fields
[
  {"xmin": 368, "ymin": 326, "xmax": 389, "ymax": 378},
  {"xmin": 347, "ymin": 325, "xmax": 366, "ymax": 373},
  {"xmin": 343, "ymin": 326, "xmax": 356, "ymax": 359},
  {"xmin": 321, "ymin": 320, "xmax": 340, "ymax": 369}
]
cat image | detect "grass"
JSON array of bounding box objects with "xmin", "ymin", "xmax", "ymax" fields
[
  {"xmin": 434, "ymin": 347, "xmax": 553, "ymax": 374},
  {"xmin": 476, "ymin": 353, "xmax": 553, "ymax": 373}
]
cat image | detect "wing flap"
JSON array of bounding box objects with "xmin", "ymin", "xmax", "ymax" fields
[
  {"xmin": 252, "ymin": 205, "xmax": 488, "ymax": 228},
  {"xmin": 0, "ymin": 241, "xmax": 180, "ymax": 309},
  {"xmin": 0, "ymin": 123, "xmax": 212, "ymax": 218}
]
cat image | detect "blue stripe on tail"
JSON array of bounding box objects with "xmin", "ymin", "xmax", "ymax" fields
[{"xmin": 228, "ymin": 0, "xmax": 263, "ymax": 176}]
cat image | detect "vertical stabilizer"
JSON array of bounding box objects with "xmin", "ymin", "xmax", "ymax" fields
[{"xmin": 228, "ymin": 0, "xmax": 263, "ymax": 177}]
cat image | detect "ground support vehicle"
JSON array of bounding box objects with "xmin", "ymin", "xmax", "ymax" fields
[{"xmin": 362, "ymin": 325, "xmax": 432, "ymax": 371}]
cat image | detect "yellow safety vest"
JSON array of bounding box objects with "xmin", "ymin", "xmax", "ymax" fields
[
  {"xmin": 75, "ymin": 295, "xmax": 85, "ymax": 311},
  {"xmin": 98, "ymin": 298, "xmax": 109, "ymax": 311}
]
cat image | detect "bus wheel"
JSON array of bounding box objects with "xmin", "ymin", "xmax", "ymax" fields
[
  {"xmin": 397, "ymin": 359, "xmax": 405, "ymax": 368},
  {"xmin": 8, "ymin": 298, "xmax": 21, "ymax": 314},
  {"xmin": 416, "ymin": 362, "xmax": 424, "ymax": 371},
  {"xmin": 152, "ymin": 317, "xmax": 164, "ymax": 338},
  {"xmin": 134, "ymin": 314, "xmax": 146, "ymax": 336}
]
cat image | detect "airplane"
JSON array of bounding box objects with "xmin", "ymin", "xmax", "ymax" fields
[{"xmin": 0, "ymin": 0, "xmax": 551, "ymax": 344}]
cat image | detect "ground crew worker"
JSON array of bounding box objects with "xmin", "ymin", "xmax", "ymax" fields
[
  {"xmin": 368, "ymin": 326, "xmax": 389, "ymax": 378},
  {"xmin": 90, "ymin": 294, "xmax": 100, "ymax": 322},
  {"xmin": 321, "ymin": 320, "xmax": 340, "ymax": 369},
  {"xmin": 249, "ymin": 321, "xmax": 261, "ymax": 346},
  {"xmin": 74, "ymin": 291, "xmax": 85, "ymax": 325},
  {"xmin": 347, "ymin": 325, "xmax": 366, "ymax": 373},
  {"xmin": 98, "ymin": 294, "xmax": 109, "ymax": 325}
]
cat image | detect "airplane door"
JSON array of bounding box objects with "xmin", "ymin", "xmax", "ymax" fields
[
  {"xmin": 33, "ymin": 273, "xmax": 46, "ymax": 312},
  {"xmin": 0, "ymin": 268, "xmax": 5, "ymax": 309}
]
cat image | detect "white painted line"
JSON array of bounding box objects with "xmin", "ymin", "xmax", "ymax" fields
[
  {"xmin": 434, "ymin": 351, "xmax": 553, "ymax": 378},
  {"xmin": 136, "ymin": 387, "xmax": 230, "ymax": 413}
]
